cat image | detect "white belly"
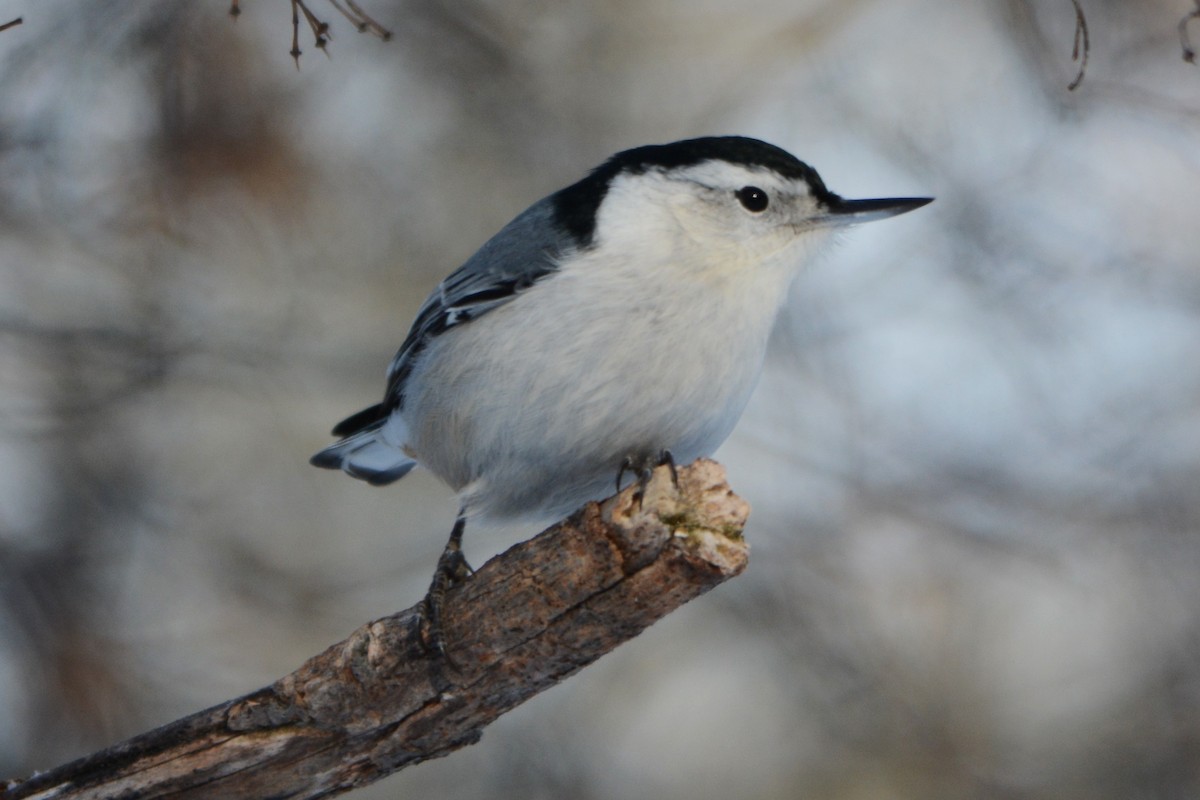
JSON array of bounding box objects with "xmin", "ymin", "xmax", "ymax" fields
[{"xmin": 401, "ymin": 254, "xmax": 795, "ymax": 519}]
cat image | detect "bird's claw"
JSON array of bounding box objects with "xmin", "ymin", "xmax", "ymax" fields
[
  {"xmin": 615, "ymin": 449, "xmax": 679, "ymax": 509},
  {"xmin": 659, "ymin": 449, "xmax": 679, "ymax": 488},
  {"xmin": 422, "ymin": 514, "xmax": 473, "ymax": 674}
]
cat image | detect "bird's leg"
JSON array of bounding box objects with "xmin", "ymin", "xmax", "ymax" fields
[
  {"xmin": 422, "ymin": 510, "xmax": 474, "ymax": 664},
  {"xmin": 615, "ymin": 455, "xmax": 638, "ymax": 494},
  {"xmin": 614, "ymin": 450, "xmax": 679, "ymax": 507},
  {"xmin": 658, "ymin": 448, "xmax": 679, "ymax": 488}
]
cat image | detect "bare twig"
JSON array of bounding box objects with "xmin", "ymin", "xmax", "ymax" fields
[
  {"xmin": 290, "ymin": 0, "xmax": 302, "ymax": 67},
  {"xmin": 296, "ymin": 0, "xmax": 332, "ymax": 56},
  {"xmin": 1067, "ymin": 0, "xmax": 1089, "ymax": 91},
  {"xmin": 1180, "ymin": 0, "xmax": 1200, "ymax": 63},
  {"xmin": 0, "ymin": 17, "xmax": 22, "ymax": 33},
  {"xmin": 234, "ymin": 0, "xmax": 392, "ymax": 63},
  {"xmin": 334, "ymin": 0, "xmax": 392, "ymax": 39},
  {"xmin": 1, "ymin": 460, "xmax": 749, "ymax": 800}
]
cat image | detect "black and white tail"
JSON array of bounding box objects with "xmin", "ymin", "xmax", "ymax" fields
[{"xmin": 309, "ymin": 404, "xmax": 417, "ymax": 486}]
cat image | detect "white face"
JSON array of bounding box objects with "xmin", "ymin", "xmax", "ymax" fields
[{"xmin": 593, "ymin": 159, "xmax": 834, "ymax": 277}]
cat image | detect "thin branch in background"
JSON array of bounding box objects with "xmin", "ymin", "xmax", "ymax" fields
[
  {"xmin": 1180, "ymin": 0, "xmax": 1200, "ymax": 63},
  {"xmin": 1067, "ymin": 0, "xmax": 1089, "ymax": 91},
  {"xmin": 296, "ymin": 0, "xmax": 332, "ymax": 56},
  {"xmin": 289, "ymin": 0, "xmax": 302, "ymax": 66},
  {"xmin": 340, "ymin": 0, "xmax": 392, "ymax": 39},
  {"xmin": 286, "ymin": 0, "xmax": 331, "ymax": 66},
  {"xmin": 247, "ymin": 0, "xmax": 391, "ymax": 64},
  {"xmin": 0, "ymin": 17, "xmax": 22, "ymax": 33}
]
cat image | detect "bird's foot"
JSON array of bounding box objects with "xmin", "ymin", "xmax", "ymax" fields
[
  {"xmin": 615, "ymin": 449, "xmax": 679, "ymax": 508},
  {"xmin": 421, "ymin": 513, "xmax": 474, "ymax": 677}
]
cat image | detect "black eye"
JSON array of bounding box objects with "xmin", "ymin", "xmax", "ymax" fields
[{"xmin": 736, "ymin": 186, "xmax": 769, "ymax": 212}]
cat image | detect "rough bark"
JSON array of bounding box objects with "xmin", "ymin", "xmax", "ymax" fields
[{"xmin": 3, "ymin": 459, "xmax": 749, "ymax": 800}]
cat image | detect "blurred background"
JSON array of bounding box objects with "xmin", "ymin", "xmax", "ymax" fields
[{"xmin": 2, "ymin": 1, "xmax": 1200, "ymax": 797}]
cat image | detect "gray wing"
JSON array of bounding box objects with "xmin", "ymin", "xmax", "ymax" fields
[{"xmin": 382, "ymin": 197, "xmax": 576, "ymax": 413}]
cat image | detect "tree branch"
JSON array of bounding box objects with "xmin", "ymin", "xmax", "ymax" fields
[{"xmin": 3, "ymin": 459, "xmax": 749, "ymax": 800}]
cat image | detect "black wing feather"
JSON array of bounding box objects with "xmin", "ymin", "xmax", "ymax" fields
[{"xmin": 330, "ymin": 403, "xmax": 388, "ymax": 437}]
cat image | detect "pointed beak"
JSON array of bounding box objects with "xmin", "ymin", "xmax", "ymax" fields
[{"xmin": 820, "ymin": 195, "xmax": 933, "ymax": 227}]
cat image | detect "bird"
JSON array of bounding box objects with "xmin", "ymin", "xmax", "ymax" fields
[{"xmin": 311, "ymin": 135, "xmax": 931, "ymax": 654}]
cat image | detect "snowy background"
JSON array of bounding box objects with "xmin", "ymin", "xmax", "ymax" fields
[{"xmin": 2, "ymin": 1, "xmax": 1200, "ymax": 798}]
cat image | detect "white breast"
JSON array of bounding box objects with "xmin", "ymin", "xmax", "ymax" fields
[{"xmin": 400, "ymin": 241, "xmax": 802, "ymax": 518}]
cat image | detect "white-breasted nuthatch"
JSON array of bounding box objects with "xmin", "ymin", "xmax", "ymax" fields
[{"xmin": 312, "ymin": 136, "xmax": 931, "ymax": 650}]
